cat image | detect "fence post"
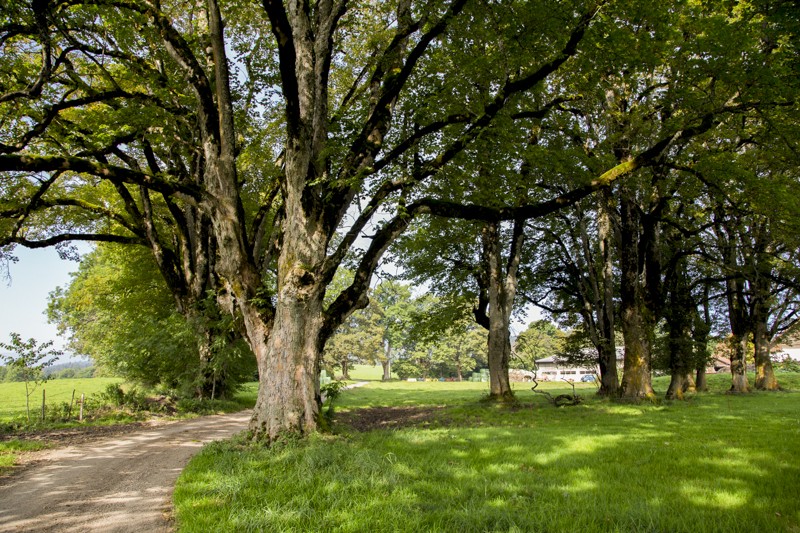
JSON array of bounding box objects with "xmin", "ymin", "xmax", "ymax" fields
[
  {"xmin": 79, "ymin": 393, "xmax": 85, "ymax": 422},
  {"xmin": 68, "ymin": 389, "xmax": 76, "ymax": 420},
  {"xmin": 41, "ymin": 389, "xmax": 46, "ymax": 421}
]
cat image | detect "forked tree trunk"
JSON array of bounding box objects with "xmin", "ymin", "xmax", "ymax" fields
[
  {"xmin": 693, "ymin": 300, "xmax": 711, "ymax": 393},
  {"xmin": 486, "ymin": 314, "xmax": 513, "ymax": 398},
  {"xmin": 666, "ymin": 374, "xmax": 688, "ymax": 400}
]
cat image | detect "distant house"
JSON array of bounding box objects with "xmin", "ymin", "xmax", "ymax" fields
[
  {"xmin": 534, "ymin": 348, "xmax": 624, "ymax": 381},
  {"xmin": 772, "ymin": 335, "xmax": 800, "ymax": 362}
]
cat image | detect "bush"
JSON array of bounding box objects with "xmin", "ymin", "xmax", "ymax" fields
[
  {"xmin": 97, "ymin": 384, "xmax": 150, "ymax": 411},
  {"xmin": 775, "ymin": 358, "xmax": 800, "ymax": 373}
]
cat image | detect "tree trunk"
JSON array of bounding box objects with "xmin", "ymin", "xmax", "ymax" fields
[
  {"xmin": 341, "ymin": 358, "xmax": 350, "ymax": 380},
  {"xmin": 665, "ymin": 263, "xmax": 694, "ymax": 400},
  {"xmin": 695, "ymin": 366, "xmax": 708, "ymax": 392},
  {"xmin": 597, "ymin": 342, "xmax": 618, "ymax": 397},
  {"xmin": 752, "ymin": 273, "xmax": 779, "ymax": 390},
  {"xmin": 618, "ymin": 192, "xmax": 655, "ymax": 399},
  {"xmin": 753, "ymin": 318, "xmax": 779, "ymax": 390},
  {"xmin": 482, "ymin": 221, "xmax": 519, "ymax": 401},
  {"xmin": 683, "ymin": 373, "xmax": 696, "ymax": 394},
  {"xmin": 250, "ymin": 288, "xmax": 325, "ymax": 440},
  {"xmin": 665, "ymin": 373, "xmax": 687, "ymax": 400},
  {"xmin": 729, "ymin": 334, "xmax": 750, "ymax": 393},
  {"xmin": 381, "ymin": 344, "xmax": 392, "ymax": 381},
  {"xmin": 597, "ymin": 187, "xmax": 619, "ymax": 396},
  {"xmin": 693, "ymin": 298, "xmax": 711, "ymax": 393}
]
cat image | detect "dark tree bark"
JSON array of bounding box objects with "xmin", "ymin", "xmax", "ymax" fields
[
  {"xmin": 596, "ymin": 187, "xmax": 620, "ymax": 396},
  {"xmin": 664, "ymin": 262, "xmax": 695, "ymax": 400}
]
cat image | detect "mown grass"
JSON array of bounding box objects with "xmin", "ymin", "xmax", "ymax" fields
[{"xmin": 175, "ymin": 372, "xmax": 800, "ymax": 532}]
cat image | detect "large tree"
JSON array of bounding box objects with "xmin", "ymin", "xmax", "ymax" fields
[{"xmin": 2, "ymin": 0, "xmax": 793, "ymax": 439}]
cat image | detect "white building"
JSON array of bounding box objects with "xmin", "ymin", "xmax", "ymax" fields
[
  {"xmin": 772, "ymin": 337, "xmax": 800, "ymax": 362},
  {"xmin": 534, "ymin": 349, "xmax": 624, "ymax": 381}
]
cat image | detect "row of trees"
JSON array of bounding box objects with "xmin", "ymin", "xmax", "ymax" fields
[{"xmin": 2, "ymin": 0, "xmax": 798, "ymax": 440}]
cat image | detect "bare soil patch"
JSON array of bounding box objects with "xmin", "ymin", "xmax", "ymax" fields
[{"xmin": 335, "ymin": 406, "xmax": 446, "ymax": 431}]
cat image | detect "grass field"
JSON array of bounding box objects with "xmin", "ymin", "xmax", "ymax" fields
[
  {"xmin": 0, "ymin": 377, "xmax": 123, "ymax": 422},
  {"xmin": 175, "ymin": 372, "xmax": 800, "ymax": 532}
]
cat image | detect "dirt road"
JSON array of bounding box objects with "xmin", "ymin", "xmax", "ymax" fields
[{"xmin": 0, "ymin": 411, "xmax": 251, "ymax": 533}]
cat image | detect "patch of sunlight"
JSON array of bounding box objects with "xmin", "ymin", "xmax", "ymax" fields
[
  {"xmin": 323, "ymin": 480, "xmax": 342, "ymax": 494},
  {"xmin": 488, "ymin": 496, "xmax": 509, "ymax": 508},
  {"xmin": 560, "ymin": 467, "xmax": 599, "ymax": 494},
  {"xmin": 485, "ymin": 462, "xmax": 520, "ymax": 475},
  {"xmin": 535, "ymin": 434, "xmax": 624, "ymax": 465},
  {"xmin": 694, "ymin": 452, "xmax": 753, "ymax": 472},
  {"xmin": 680, "ymin": 481, "xmax": 751, "ymax": 509},
  {"xmin": 603, "ymin": 405, "xmax": 647, "ymax": 416},
  {"xmin": 560, "ymin": 477, "xmax": 599, "ymax": 494}
]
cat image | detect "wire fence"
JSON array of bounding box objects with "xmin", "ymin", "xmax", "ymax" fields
[{"xmin": 0, "ymin": 378, "xmax": 123, "ymax": 421}]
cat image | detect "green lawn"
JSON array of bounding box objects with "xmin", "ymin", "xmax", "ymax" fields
[
  {"xmin": 344, "ymin": 364, "xmax": 397, "ymax": 381},
  {"xmin": 0, "ymin": 377, "xmax": 123, "ymax": 422},
  {"xmin": 174, "ymin": 372, "xmax": 800, "ymax": 532}
]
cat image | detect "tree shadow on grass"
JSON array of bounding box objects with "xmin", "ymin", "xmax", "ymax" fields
[{"xmin": 174, "ymin": 390, "xmax": 800, "ymax": 532}]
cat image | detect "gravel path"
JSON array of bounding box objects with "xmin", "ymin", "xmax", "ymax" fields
[{"xmin": 0, "ymin": 410, "xmax": 251, "ymax": 533}]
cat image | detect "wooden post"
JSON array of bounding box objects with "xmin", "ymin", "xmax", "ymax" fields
[
  {"xmin": 79, "ymin": 393, "xmax": 85, "ymax": 422},
  {"xmin": 41, "ymin": 388, "xmax": 46, "ymax": 421},
  {"xmin": 68, "ymin": 389, "xmax": 76, "ymax": 420}
]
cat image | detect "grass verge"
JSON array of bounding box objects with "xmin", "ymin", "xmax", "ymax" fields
[{"xmin": 174, "ymin": 373, "xmax": 800, "ymax": 532}]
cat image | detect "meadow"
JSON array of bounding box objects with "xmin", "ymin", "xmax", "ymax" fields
[
  {"xmin": 0, "ymin": 377, "xmax": 123, "ymax": 422},
  {"xmin": 174, "ymin": 370, "xmax": 800, "ymax": 533}
]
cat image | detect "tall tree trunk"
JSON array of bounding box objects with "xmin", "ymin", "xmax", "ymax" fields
[
  {"xmin": 481, "ymin": 221, "xmax": 523, "ymax": 401},
  {"xmin": 619, "ymin": 192, "xmax": 655, "ymax": 399},
  {"xmin": 693, "ymin": 296, "xmax": 711, "ymax": 393},
  {"xmin": 382, "ymin": 343, "xmax": 392, "ymax": 381},
  {"xmin": 597, "ymin": 186, "xmax": 619, "ymax": 396}
]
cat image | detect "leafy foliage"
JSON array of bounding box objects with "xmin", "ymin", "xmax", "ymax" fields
[
  {"xmin": 47, "ymin": 245, "xmax": 255, "ymax": 398},
  {"xmin": 0, "ymin": 332, "xmax": 61, "ymax": 422}
]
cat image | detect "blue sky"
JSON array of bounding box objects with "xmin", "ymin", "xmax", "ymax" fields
[{"xmin": 0, "ymin": 247, "xmax": 85, "ymax": 360}]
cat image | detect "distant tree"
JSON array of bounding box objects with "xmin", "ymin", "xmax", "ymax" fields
[
  {"xmin": 513, "ymin": 320, "xmax": 565, "ymax": 369},
  {"xmin": 0, "ymin": 333, "xmax": 61, "ymax": 422}
]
